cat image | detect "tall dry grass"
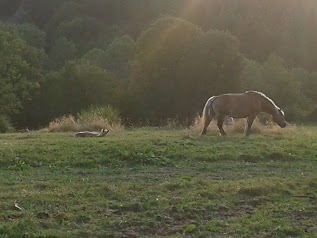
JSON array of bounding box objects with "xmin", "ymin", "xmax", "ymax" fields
[
  {"xmin": 48, "ymin": 115, "xmax": 124, "ymax": 132},
  {"xmin": 48, "ymin": 105, "xmax": 124, "ymax": 132},
  {"xmin": 190, "ymin": 115, "xmax": 297, "ymax": 136},
  {"xmin": 48, "ymin": 115, "xmax": 80, "ymax": 132}
]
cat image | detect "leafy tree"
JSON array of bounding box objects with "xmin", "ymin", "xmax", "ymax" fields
[
  {"xmin": 104, "ymin": 35, "xmax": 136, "ymax": 78},
  {"xmin": 48, "ymin": 37, "xmax": 76, "ymax": 69},
  {"xmin": 82, "ymin": 35, "xmax": 136, "ymax": 79},
  {"xmin": 30, "ymin": 60, "xmax": 118, "ymax": 126},
  {"xmin": 130, "ymin": 17, "xmax": 203, "ymax": 122},
  {"xmin": 188, "ymin": 29, "xmax": 243, "ymax": 94},
  {"xmin": 56, "ymin": 16, "xmax": 106, "ymax": 54},
  {"xmin": 10, "ymin": 23, "xmax": 46, "ymax": 48},
  {"xmin": 241, "ymin": 54, "xmax": 312, "ymax": 121},
  {"xmin": 130, "ymin": 17, "xmax": 243, "ymax": 123},
  {"xmin": 82, "ymin": 48, "xmax": 106, "ymax": 69},
  {"xmin": 0, "ymin": 27, "xmax": 43, "ymax": 126}
]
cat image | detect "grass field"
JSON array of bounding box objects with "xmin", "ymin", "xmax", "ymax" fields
[{"xmin": 0, "ymin": 127, "xmax": 317, "ymax": 237}]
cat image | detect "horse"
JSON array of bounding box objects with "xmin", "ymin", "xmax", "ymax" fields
[
  {"xmin": 200, "ymin": 91, "xmax": 286, "ymax": 136},
  {"xmin": 75, "ymin": 128, "xmax": 109, "ymax": 138}
]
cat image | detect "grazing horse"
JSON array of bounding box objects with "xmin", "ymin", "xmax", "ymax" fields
[
  {"xmin": 75, "ymin": 128, "xmax": 109, "ymax": 137},
  {"xmin": 200, "ymin": 91, "xmax": 286, "ymax": 136}
]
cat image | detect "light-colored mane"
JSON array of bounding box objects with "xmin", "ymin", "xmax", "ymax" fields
[
  {"xmin": 246, "ymin": 90, "xmax": 279, "ymax": 109},
  {"xmin": 246, "ymin": 90, "xmax": 283, "ymax": 115}
]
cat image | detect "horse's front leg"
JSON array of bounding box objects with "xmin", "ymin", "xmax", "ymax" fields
[
  {"xmin": 217, "ymin": 116, "xmax": 227, "ymax": 136},
  {"xmin": 245, "ymin": 115, "xmax": 256, "ymax": 136}
]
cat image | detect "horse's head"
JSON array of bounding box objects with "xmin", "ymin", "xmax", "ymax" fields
[{"xmin": 273, "ymin": 108, "xmax": 286, "ymax": 128}]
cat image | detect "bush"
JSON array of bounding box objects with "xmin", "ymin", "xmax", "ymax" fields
[{"xmin": 0, "ymin": 116, "xmax": 13, "ymax": 133}]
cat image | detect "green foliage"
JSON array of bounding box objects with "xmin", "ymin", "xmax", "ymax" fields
[
  {"xmin": 131, "ymin": 17, "xmax": 203, "ymax": 122},
  {"xmin": 1, "ymin": 0, "xmax": 317, "ymax": 128},
  {"xmin": 184, "ymin": 29, "xmax": 243, "ymax": 95},
  {"xmin": 82, "ymin": 35, "xmax": 136, "ymax": 79},
  {"xmin": 0, "ymin": 27, "xmax": 43, "ymax": 121},
  {"xmin": 241, "ymin": 55, "xmax": 314, "ymax": 121},
  {"xmin": 48, "ymin": 37, "xmax": 76, "ymax": 69},
  {"xmin": 104, "ymin": 35, "xmax": 136, "ymax": 78},
  {"xmin": 29, "ymin": 60, "xmax": 118, "ymax": 126},
  {"xmin": 9, "ymin": 23, "xmax": 46, "ymax": 49},
  {"xmin": 82, "ymin": 48, "xmax": 106, "ymax": 69},
  {"xmin": 131, "ymin": 17, "xmax": 243, "ymax": 122},
  {"xmin": 56, "ymin": 16, "xmax": 106, "ymax": 54},
  {"xmin": 0, "ymin": 115, "xmax": 12, "ymax": 133}
]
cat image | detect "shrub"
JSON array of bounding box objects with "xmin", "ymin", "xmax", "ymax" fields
[{"xmin": 0, "ymin": 115, "xmax": 13, "ymax": 133}]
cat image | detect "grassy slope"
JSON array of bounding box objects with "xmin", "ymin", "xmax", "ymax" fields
[{"xmin": 0, "ymin": 127, "xmax": 317, "ymax": 237}]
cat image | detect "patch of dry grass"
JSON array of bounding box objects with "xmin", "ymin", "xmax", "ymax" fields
[
  {"xmin": 48, "ymin": 115, "xmax": 80, "ymax": 132},
  {"xmin": 48, "ymin": 115, "xmax": 124, "ymax": 132}
]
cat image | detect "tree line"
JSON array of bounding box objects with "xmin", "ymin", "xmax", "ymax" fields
[{"xmin": 0, "ymin": 0, "xmax": 317, "ymax": 131}]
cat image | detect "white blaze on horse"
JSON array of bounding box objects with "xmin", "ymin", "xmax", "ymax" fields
[
  {"xmin": 200, "ymin": 91, "xmax": 286, "ymax": 136},
  {"xmin": 75, "ymin": 128, "xmax": 109, "ymax": 138}
]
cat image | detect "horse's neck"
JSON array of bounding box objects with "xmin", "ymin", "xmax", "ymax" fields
[{"xmin": 261, "ymin": 98, "xmax": 277, "ymax": 116}]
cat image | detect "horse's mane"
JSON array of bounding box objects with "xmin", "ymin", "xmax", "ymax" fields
[{"xmin": 245, "ymin": 90, "xmax": 280, "ymax": 110}]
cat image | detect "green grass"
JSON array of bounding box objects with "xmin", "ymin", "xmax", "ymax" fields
[{"xmin": 0, "ymin": 127, "xmax": 317, "ymax": 237}]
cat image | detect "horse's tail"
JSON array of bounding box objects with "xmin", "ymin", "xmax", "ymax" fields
[{"xmin": 201, "ymin": 96, "xmax": 216, "ymax": 126}]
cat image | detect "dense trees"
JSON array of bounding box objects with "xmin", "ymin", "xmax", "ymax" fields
[
  {"xmin": 241, "ymin": 55, "xmax": 312, "ymax": 121},
  {"xmin": 0, "ymin": 0, "xmax": 317, "ymax": 130},
  {"xmin": 23, "ymin": 60, "xmax": 118, "ymax": 128},
  {"xmin": 130, "ymin": 17, "xmax": 243, "ymax": 123},
  {"xmin": 0, "ymin": 26, "xmax": 43, "ymax": 129}
]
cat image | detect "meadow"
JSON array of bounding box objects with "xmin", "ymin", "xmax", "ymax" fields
[{"xmin": 0, "ymin": 126, "xmax": 317, "ymax": 237}]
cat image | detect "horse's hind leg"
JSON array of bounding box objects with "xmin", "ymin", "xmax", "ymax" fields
[
  {"xmin": 217, "ymin": 116, "xmax": 227, "ymax": 136},
  {"xmin": 200, "ymin": 114, "xmax": 213, "ymax": 135}
]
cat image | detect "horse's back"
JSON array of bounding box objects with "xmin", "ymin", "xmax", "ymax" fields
[{"xmin": 212, "ymin": 92, "xmax": 260, "ymax": 118}]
